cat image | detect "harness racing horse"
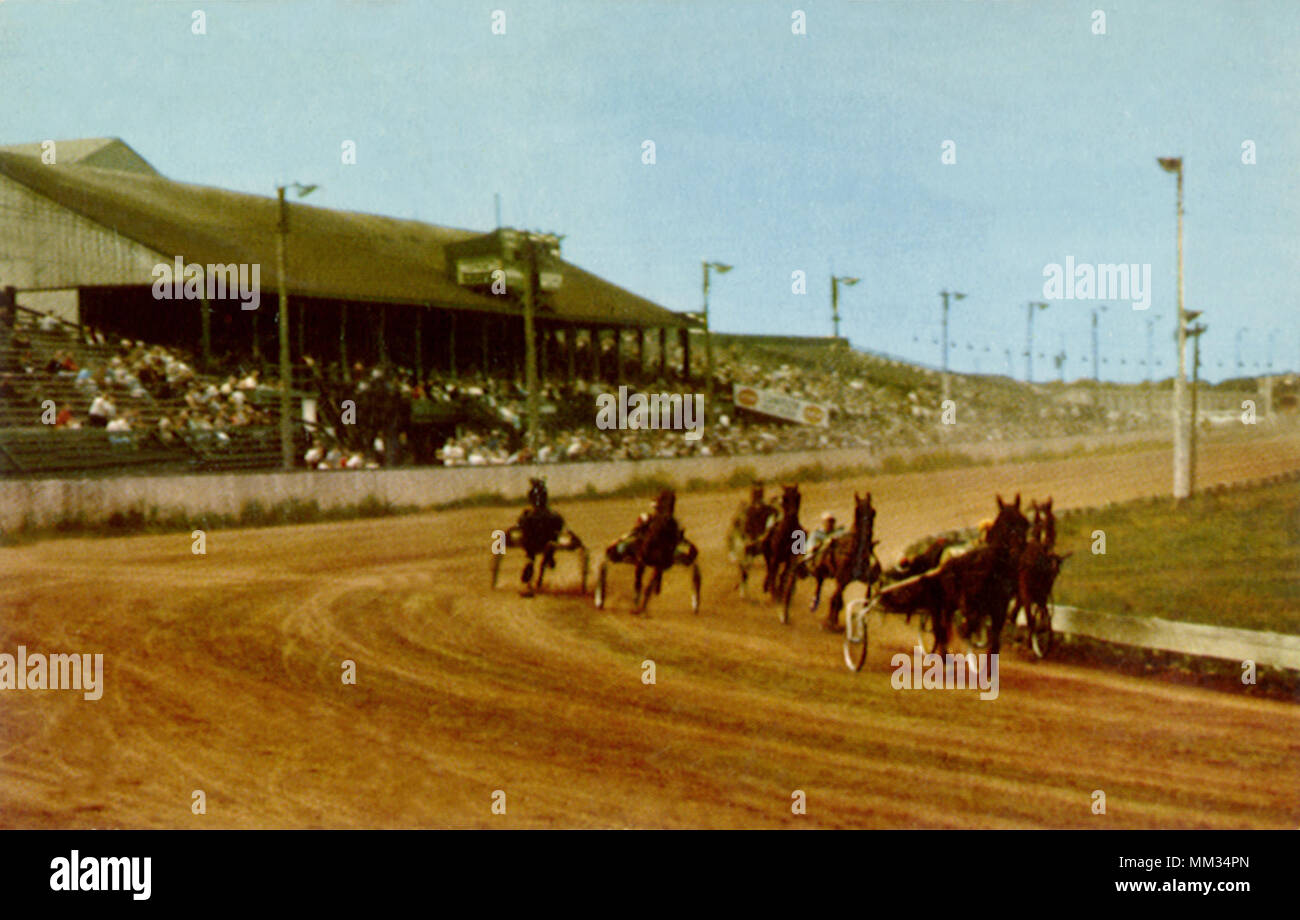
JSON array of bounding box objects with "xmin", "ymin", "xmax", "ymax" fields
[
  {"xmin": 1010, "ymin": 498, "xmax": 1069, "ymax": 657},
  {"xmin": 754, "ymin": 484, "xmax": 803, "ymax": 600},
  {"xmin": 490, "ymin": 478, "xmax": 586, "ymax": 596},
  {"xmin": 728, "ymin": 482, "xmax": 778, "ymax": 599},
  {"xmin": 928, "ymin": 493, "xmax": 1030, "ymax": 655},
  {"xmin": 597, "ymin": 489, "xmax": 701, "ymax": 615},
  {"xmin": 801, "ymin": 492, "xmax": 881, "ymax": 632}
]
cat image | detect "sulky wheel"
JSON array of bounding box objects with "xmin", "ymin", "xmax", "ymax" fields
[
  {"xmin": 690, "ymin": 564, "xmax": 702, "ymax": 614},
  {"xmin": 1029, "ymin": 601, "xmax": 1054, "ymax": 659},
  {"xmin": 843, "ymin": 601, "xmax": 871, "ymax": 672},
  {"xmin": 490, "ymin": 550, "xmax": 503, "ymax": 589},
  {"xmin": 594, "ymin": 561, "xmax": 608, "ymax": 609}
]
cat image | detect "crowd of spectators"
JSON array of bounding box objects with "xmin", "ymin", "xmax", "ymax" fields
[
  {"xmin": 3, "ymin": 306, "xmax": 1166, "ymax": 473},
  {"xmin": 0, "ymin": 308, "xmax": 274, "ymax": 442}
]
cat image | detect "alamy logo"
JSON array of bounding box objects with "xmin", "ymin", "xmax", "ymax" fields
[
  {"xmin": 890, "ymin": 645, "xmax": 1000, "ymax": 700},
  {"xmin": 1042, "ymin": 256, "xmax": 1151, "ymax": 310},
  {"xmin": 594, "ymin": 386, "xmax": 704, "ymax": 441},
  {"xmin": 0, "ymin": 646, "xmax": 103, "ymax": 700},
  {"xmin": 50, "ymin": 851, "xmax": 150, "ymax": 900},
  {"xmin": 152, "ymin": 256, "xmax": 261, "ymax": 310}
]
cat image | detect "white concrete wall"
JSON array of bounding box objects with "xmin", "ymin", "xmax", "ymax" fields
[{"xmin": 0, "ymin": 428, "xmax": 1170, "ymax": 531}]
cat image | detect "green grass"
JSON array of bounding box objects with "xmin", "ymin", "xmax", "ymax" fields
[{"xmin": 1054, "ymin": 478, "xmax": 1300, "ymax": 634}]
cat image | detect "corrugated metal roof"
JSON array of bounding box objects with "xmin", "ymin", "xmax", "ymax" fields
[
  {"xmin": 0, "ymin": 147, "xmax": 686, "ymax": 328},
  {"xmin": 0, "ymin": 137, "xmax": 160, "ymax": 175}
]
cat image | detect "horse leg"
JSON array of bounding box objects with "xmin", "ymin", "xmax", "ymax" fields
[
  {"xmin": 535, "ymin": 546, "xmax": 555, "ymax": 592},
  {"xmin": 632, "ymin": 562, "xmax": 645, "ymax": 612},
  {"xmin": 521, "ymin": 553, "xmax": 535, "ymax": 585},
  {"xmin": 932, "ymin": 607, "xmax": 950, "ymax": 656},
  {"xmin": 808, "ymin": 575, "xmax": 824, "ymax": 613},
  {"xmin": 824, "ymin": 582, "xmax": 846, "ymax": 631}
]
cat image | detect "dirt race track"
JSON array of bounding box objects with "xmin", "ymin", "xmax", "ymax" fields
[{"xmin": 3, "ymin": 432, "xmax": 1299, "ymax": 828}]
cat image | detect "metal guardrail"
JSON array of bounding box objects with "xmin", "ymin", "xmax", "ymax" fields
[{"xmin": 1053, "ymin": 605, "xmax": 1300, "ymax": 671}]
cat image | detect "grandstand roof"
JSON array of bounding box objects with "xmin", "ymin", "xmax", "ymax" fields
[
  {"xmin": 0, "ymin": 137, "xmax": 160, "ymax": 176},
  {"xmin": 0, "ymin": 142, "xmax": 686, "ymax": 328}
]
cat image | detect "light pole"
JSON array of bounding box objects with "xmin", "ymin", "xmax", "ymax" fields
[
  {"xmin": 276, "ymin": 181, "xmax": 318, "ymax": 470},
  {"xmin": 1091, "ymin": 305, "xmax": 1108, "ymax": 382},
  {"xmin": 1025, "ymin": 301, "xmax": 1047, "ymax": 382},
  {"xmin": 702, "ymin": 260, "xmax": 732, "ymax": 405},
  {"xmin": 940, "ymin": 290, "xmax": 966, "ymax": 400},
  {"xmin": 831, "ymin": 275, "xmax": 860, "ymax": 339},
  {"xmin": 514, "ymin": 230, "xmax": 562, "ymax": 453},
  {"xmin": 1158, "ymin": 156, "xmax": 1189, "ymax": 499}
]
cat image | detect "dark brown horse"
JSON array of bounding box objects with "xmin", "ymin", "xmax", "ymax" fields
[
  {"xmin": 1011, "ymin": 498, "xmax": 1069, "ymax": 655},
  {"xmin": 756, "ymin": 484, "xmax": 803, "ymax": 599},
  {"xmin": 729, "ymin": 482, "xmax": 777, "ymax": 598},
  {"xmin": 625, "ymin": 490, "xmax": 698, "ymax": 614},
  {"xmin": 514, "ymin": 477, "xmax": 566, "ymax": 595},
  {"xmin": 807, "ymin": 492, "xmax": 880, "ymax": 631},
  {"xmin": 928, "ymin": 493, "xmax": 1030, "ymax": 655}
]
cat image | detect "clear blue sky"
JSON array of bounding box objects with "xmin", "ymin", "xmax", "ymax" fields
[{"xmin": 2, "ymin": 0, "xmax": 1296, "ymax": 382}]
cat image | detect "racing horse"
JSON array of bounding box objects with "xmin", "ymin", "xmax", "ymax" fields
[
  {"xmin": 798, "ymin": 492, "xmax": 880, "ymax": 631},
  {"xmin": 928, "ymin": 493, "xmax": 1031, "ymax": 655},
  {"xmin": 1010, "ymin": 498, "xmax": 1069, "ymax": 657},
  {"xmin": 728, "ymin": 482, "xmax": 778, "ymax": 599},
  {"xmin": 490, "ymin": 477, "xmax": 586, "ymax": 596},
  {"xmin": 754, "ymin": 483, "xmax": 803, "ymax": 600},
  {"xmin": 597, "ymin": 489, "xmax": 701, "ymax": 614}
]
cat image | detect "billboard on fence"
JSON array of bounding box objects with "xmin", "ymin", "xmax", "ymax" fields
[{"xmin": 732, "ymin": 384, "xmax": 830, "ymax": 427}]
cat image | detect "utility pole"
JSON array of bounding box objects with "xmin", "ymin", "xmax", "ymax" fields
[
  {"xmin": 831, "ymin": 274, "xmax": 860, "ymax": 339},
  {"xmin": 702, "ymin": 260, "xmax": 732, "ymax": 407},
  {"xmin": 275, "ymin": 182, "xmax": 317, "ymax": 470},
  {"xmin": 1187, "ymin": 319, "xmax": 1206, "ymax": 493},
  {"xmin": 276, "ymin": 186, "xmax": 291, "ymax": 470},
  {"xmin": 1026, "ymin": 301, "xmax": 1047, "ymax": 382},
  {"xmin": 1158, "ymin": 156, "xmax": 1189, "ymax": 500},
  {"xmin": 939, "ymin": 290, "xmax": 966, "ymax": 400},
  {"xmin": 521, "ymin": 235, "xmax": 541, "ymax": 452},
  {"xmin": 1091, "ymin": 305, "xmax": 1108, "ymax": 382}
]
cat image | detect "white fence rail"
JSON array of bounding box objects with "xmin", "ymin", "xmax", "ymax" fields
[{"xmin": 1053, "ymin": 605, "xmax": 1300, "ymax": 671}]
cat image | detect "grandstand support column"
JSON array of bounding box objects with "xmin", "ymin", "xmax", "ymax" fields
[
  {"xmin": 414, "ymin": 308, "xmax": 424, "ymax": 383},
  {"xmin": 297, "ymin": 301, "xmax": 306, "ymax": 363},
  {"xmin": 339, "ymin": 303, "xmax": 349, "ymax": 381},
  {"xmin": 377, "ymin": 307, "xmax": 387, "ymax": 365},
  {"xmin": 200, "ymin": 294, "xmax": 212, "ymax": 372},
  {"xmin": 448, "ymin": 310, "xmax": 456, "ymax": 376},
  {"xmin": 680, "ymin": 327, "xmax": 691, "ymax": 380}
]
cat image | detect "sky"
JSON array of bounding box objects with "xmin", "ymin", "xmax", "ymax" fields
[{"xmin": 2, "ymin": 0, "xmax": 1297, "ymax": 383}]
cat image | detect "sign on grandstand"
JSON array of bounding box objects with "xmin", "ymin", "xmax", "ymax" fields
[
  {"xmin": 446, "ymin": 229, "xmax": 563, "ymax": 293},
  {"xmin": 731, "ymin": 385, "xmax": 830, "ymax": 427}
]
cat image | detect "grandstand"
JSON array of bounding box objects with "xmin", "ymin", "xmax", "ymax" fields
[{"xmin": 0, "ymin": 137, "xmax": 1276, "ymax": 477}]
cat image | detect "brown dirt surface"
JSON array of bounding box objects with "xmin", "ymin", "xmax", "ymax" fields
[{"xmin": 2, "ymin": 432, "xmax": 1299, "ymax": 828}]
